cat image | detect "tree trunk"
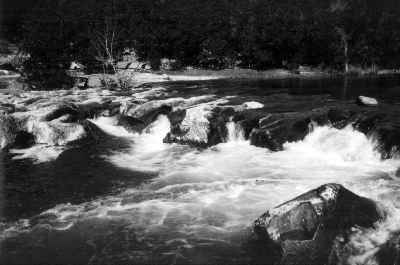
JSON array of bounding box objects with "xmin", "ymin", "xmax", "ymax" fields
[
  {"xmin": 344, "ymin": 40, "xmax": 349, "ymax": 73},
  {"xmin": 335, "ymin": 27, "xmax": 349, "ymax": 74}
]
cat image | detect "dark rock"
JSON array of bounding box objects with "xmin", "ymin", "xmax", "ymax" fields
[
  {"xmin": 0, "ymin": 62, "xmax": 17, "ymax": 72},
  {"xmin": 354, "ymin": 108, "xmax": 400, "ymax": 158},
  {"xmin": 44, "ymin": 103, "xmax": 79, "ymax": 122},
  {"xmin": 0, "ymin": 103, "xmax": 16, "ymax": 114},
  {"xmin": 78, "ymin": 100, "xmax": 117, "ymax": 120},
  {"xmin": 208, "ymin": 107, "xmax": 236, "ymax": 145},
  {"xmin": 67, "ymin": 120, "xmax": 108, "ymax": 146},
  {"xmin": 249, "ymin": 108, "xmax": 334, "ymax": 151},
  {"xmin": 117, "ymin": 115, "xmax": 146, "ymax": 133},
  {"xmin": 12, "ymin": 131, "xmax": 35, "ymax": 148},
  {"xmin": 164, "ymin": 109, "xmax": 188, "ymax": 144},
  {"xmin": 252, "ymin": 184, "xmax": 383, "ymax": 265},
  {"xmin": 139, "ymin": 104, "xmax": 172, "ymax": 125}
]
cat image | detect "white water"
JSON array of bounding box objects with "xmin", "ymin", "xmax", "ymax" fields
[
  {"xmin": 90, "ymin": 115, "xmax": 189, "ymax": 173},
  {"xmin": 9, "ymin": 145, "xmax": 65, "ymax": 163},
  {"xmin": 2, "ymin": 117, "xmax": 400, "ymax": 264}
]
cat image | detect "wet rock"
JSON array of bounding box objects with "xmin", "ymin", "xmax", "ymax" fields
[
  {"xmin": 165, "ymin": 104, "xmax": 233, "ymax": 147},
  {"xmin": 123, "ymin": 98, "xmax": 182, "ymax": 118},
  {"xmin": 357, "ymin": 96, "xmax": 378, "ymax": 106},
  {"xmin": 165, "ymin": 106, "xmax": 211, "ymax": 147},
  {"xmin": 0, "ymin": 115, "xmax": 19, "ymax": 148},
  {"xmin": 354, "ymin": 108, "xmax": 400, "ymax": 158},
  {"xmin": 12, "ymin": 131, "xmax": 35, "ymax": 148},
  {"xmin": 0, "ymin": 103, "xmax": 16, "ymax": 114},
  {"xmin": 252, "ymin": 184, "xmax": 383, "ymax": 265},
  {"xmin": 117, "ymin": 115, "xmax": 146, "ymax": 132},
  {"xmin": 78, "ymin": 100, "xmax": 119, "ymax": 119},
  {"xmin": 24, "ymin": 118, "xmax": 86, "ymax": 146},
  {"xmin": 208, "ymin": 107, "xmax": 237, "ymax": 144},
  {"xmin": 43, "ymin": 103, "xmax": 79, "ymax": 122},
  {"xmin": 246, "ymin": 106, "xmax": 360, "ymax": 151},
  {"xmin": 123, "ymin": 100, "xmax": 173, "ymax": 128},
  {"xmin": 249, "ymin": 108, "xmax": 331, "ymax": 150}
]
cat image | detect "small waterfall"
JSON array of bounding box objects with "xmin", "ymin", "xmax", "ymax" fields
[
  {"xmin": 226, "ymin": 119, "xmax": 245, "ymax": 142},
  {"xmin": 89, "ymin": 116, "xmax": 134, "ymax": 138},
  {"xmin": 104, "ymin": 114, "xmax": 177, "ymax": 173}
]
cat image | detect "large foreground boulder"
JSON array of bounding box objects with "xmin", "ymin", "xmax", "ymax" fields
[{"xmin": 252, "ymin": 184, "xmax": 384, "ymax": 265}]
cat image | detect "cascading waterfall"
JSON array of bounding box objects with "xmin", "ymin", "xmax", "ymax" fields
[
  {"xmin": 1, "ymin": 118, "xmax": 400, "ymax": 264},
  {"xmin": 226, "ymin": 119, "xmax": 245, "ymax": 142}
]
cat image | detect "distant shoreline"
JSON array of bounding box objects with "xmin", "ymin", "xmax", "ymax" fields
[
  {"xmin": 82, "ymin": 67, "xmax": 400, "ymax": 89},
  {"xmin": 2, "ymin": 66, "xmax": 400, "ymax": 91}
]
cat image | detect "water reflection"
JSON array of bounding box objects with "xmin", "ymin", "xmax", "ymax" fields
[{"xmin": 161, "ymin": 75, "xmax": 400, "ymax": 101}]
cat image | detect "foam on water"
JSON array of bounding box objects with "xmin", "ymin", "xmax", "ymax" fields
[
  {"xmin": 91, "ymin": 114, "xmax": 188, "ymax": 172},
  {"xmin": 2, "ymin": 120, "xmax": 400, "ymax": 264},
  {"xmin": 89, "ymin": 116, "xmax": 134, "ymax": 138},
  {"xmin": 9, "ymin": 145, "xmax": 65, "ymax": 163}
]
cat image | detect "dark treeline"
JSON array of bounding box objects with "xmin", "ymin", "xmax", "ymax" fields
[{"xmin": 2, "ymin": 0, "xmax": 400, "ymax": 87}]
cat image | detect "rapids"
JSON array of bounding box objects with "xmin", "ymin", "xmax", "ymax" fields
[
  {"xmin": 2, "ymin": 77, "xmax": 400, "ymax": 264},
  {"xmin": 1, "ymin": 113, "xmax": 400, "ymax": 265}
]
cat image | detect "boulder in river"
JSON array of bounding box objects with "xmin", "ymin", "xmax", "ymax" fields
[
  {"xmin": 0, "ymin": 114, "xmax": 19, "ymax": 148},
  {"xmin": 117, "ymin": 115, "xmax": 146, "ymax": 132},
  {"xmin": 249, "ymin": 107, "xmax": 351, "ymax": 151},
  {"xmin": 357, "ymin": 96, "xmax": 378, "ymax": 106},
  {"xmin": 165, "ymin": 100, "xmax": 232, "ymax": 147},
  {"xmin": 252, "ymin": 183, "xmax": 384, "ymax": 265}
]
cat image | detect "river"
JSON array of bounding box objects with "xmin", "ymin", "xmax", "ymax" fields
[{"xmin": 1, "ymin": 76, "xmax": 400, "ymax": 264}]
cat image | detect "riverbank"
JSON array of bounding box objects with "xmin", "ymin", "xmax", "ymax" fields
[
  {"xmin": 2, "ymin": 64, "xmax": 400, "ymax": 91},
  {"xmin": 81, "ymin": 67, "xmax": 332, "ymax": 90}
]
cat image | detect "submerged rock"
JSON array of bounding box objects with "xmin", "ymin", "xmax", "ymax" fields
[
  {"xmin": 357, "ymin": 96, "xmax": 378, "ymax": 106},
  {"xmin": 252, "ymin": 184, "xmax": 383, "ymax": 265}
]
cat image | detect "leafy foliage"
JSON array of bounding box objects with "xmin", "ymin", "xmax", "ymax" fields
[{"xmin": 3, "ymin": 0, "xmax": 400, "ymax": 88}]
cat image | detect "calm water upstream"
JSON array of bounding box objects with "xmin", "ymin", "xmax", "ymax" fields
[{"xmin": 1, "ymin": 76, "xmax": 400, "ymax": 264}]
